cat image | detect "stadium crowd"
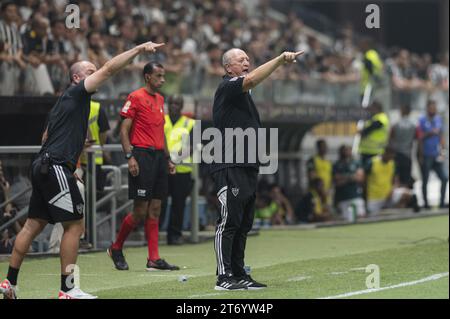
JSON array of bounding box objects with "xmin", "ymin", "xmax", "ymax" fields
[
  {"xmin": 0, "ymin": 0, "xmax": 448, "ymax": 248},
  {"xmin": 0, "ymin": 0, "xmax": 448, "ymax": 98}
]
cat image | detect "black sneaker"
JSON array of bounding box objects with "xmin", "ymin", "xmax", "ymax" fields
[
  {"xmin": 146, "ymin": 258, "xmax": 180, "ymax": 271},
  {"xmin": 235, "ymin": 275, "xmax": 267, "ymax": 290},
  {"xmin": 107, "ymin": 246, "xmax": 129, "ymax": 270},
  {"xmin": 167, "ymin": 237, "xmax": 184, "ymax": 246},
  {"xmin": 215, "ymin": 276, "xmax": 248, "ymax": 291}
]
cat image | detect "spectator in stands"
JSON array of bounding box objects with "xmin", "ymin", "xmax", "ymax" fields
[
  {"xmin": 269, "ymin": 184, "xmax": 295, "ymax": 225},
  {"xmin": 254, "ymin": 193, "xmax": 279, "ymax": 228},
  {"xmin": 417, "ymin": 100, "xmax": 448, "ymax": 209},
  {"xmin": 0, "ymin": 192, "xmax": 22, "ymax": 254},
  {"xmin": 365, "ymin": 147, "xmax": 419, "ymax": 215},
  {"xmin": 358, "ymin": 100, "xmax": 390, "ymax": 168},
  {"xmin": 428, "ymin": 52, "xmax": 449, "ymax": 91},
  {"xmin": 88, "ymin": 10, "xmax": 107, "ymax": 34},
  {"xmin": 0, "ymin": 160, "xmax": 10, "ymax": 205},
  {"xmin": 389, "ymin": 104, "xmax": 417, "ymax": 186},
  {"xmin": 307, "ymin": 139, "xmax": 332, "ymax": 204},
  {"xmin": 295, "ymin": 177, "xmax": 332, "ymax": 223},
  {"xmin": 22, "ymin": 13, "xmax": 54, "ymax": 95},
  {"xmin": 387, "ymin": 49, "xmax": 426, "ymax": 92},
  {"xmin": 47, "ymin": 18, "xmax": 69, "ymax": 94},
  {"xmin": 18, "ymin": 0, "xmax": 38, "ymax": 23},
  {"xmin": 0, "ymin": 1, "xmax": 26, "ymax": 96},
  {"xmin": 333, "ymin": 145, "xmax": 366, "ymax": 222}
]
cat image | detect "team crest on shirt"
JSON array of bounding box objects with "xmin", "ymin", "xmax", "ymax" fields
[
  {"xmin": 122, "ymin": 100, "xmax": 131, "ymax": 113},
  {"xmin": 76, "ymin": 203, "xmax": 84, "ymax": 215},
  {"xmin": 232, "ymin": 187, "xmax": 239, "ymax": 197}
]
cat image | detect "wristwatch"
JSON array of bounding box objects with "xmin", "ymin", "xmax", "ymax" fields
[{"xmin": 125, "ymin": 152, "xmax": 133, "ymax": 160}]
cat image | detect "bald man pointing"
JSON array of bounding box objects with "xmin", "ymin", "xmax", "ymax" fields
[
  {"xmin": 0, "ymin": 41, "xmax": 164, "ymax": 299},
  {"xmin": 211, "ymin": 48, "xmax": 303, "ymax": 291}
]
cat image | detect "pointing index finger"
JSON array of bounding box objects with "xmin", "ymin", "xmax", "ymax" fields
[{"xmin": 295, "ymin": 50, "xmax": 305, "ymax": 57}]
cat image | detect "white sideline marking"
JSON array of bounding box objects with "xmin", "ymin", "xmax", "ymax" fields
[
  {"xmin": 287, "ymin": 276, "xmax": 311, "ymax": 282},
  {"xmin": 349, "ymin": 267, "xmax": 366, "ymax": 271},
  {"xmin": 330, "ymin": 271, "xmax": 348, "ymax": 275},
  {"xmin": 189, "ymin": 293, "xmax": 223, "ymax": 298},
  {"xmin": 319, "ymin": 272, "xmax": 449, "ymax": 299}
]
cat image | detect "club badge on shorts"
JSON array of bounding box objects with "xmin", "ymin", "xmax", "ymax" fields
[
  {"xmin": 137, "ymin": 189, "xmax": 147, "ymax": 197},
  {"xmin": 76, "ymin": 203, "xmax": 84, "ymax": 215},
  {"xmin": 232, "ymin": 187, "xmax": 239, "ymax": 197}
]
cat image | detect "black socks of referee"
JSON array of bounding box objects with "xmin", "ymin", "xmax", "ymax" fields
[{"xmin": 7, "ymin": 266, "xmax": 19, "ymax": 286}]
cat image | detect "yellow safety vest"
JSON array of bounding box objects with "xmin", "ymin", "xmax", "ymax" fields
[
  {"xmin": 80, "ymin": 100, "xmax": 103, "ymax": 165},
  {"xmin": 313, "ymin": 155, "xmax": 332, "ymax": 193},
  {"xmin": 164, "ymin": 115, "xmax": 195, "ymax": 173},
  {"xmin": 367, "ymin": 156, "xmax": 395, "ymax": 201},
  {"xmin": 361, "ymin": 49, "xmax": 383, "ymax": 94},
  {"xmin": 359, "ymin": 112, "xmax": 389, "ymax": 156},
  {"xmin": 311, "ymin": 190, "xmax": 323, "ymax": 215}
]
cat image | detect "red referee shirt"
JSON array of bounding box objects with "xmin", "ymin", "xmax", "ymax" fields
[{"xmin": 120, "ymin": 88, "xmax": 165, "ymax": 150}]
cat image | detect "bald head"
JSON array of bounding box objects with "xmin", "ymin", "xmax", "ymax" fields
[
  {"xmin": 69, "ymin": 61, "xmax": 97, "ymax": 85},
  {"xmin": 222, "ymin": 48, "xmax": 250, "ymax": 77}
]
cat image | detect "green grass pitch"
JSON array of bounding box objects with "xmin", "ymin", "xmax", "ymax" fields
[{"xmin": 0, "ymin": 215, "xmax": 448, "ymax": 299}]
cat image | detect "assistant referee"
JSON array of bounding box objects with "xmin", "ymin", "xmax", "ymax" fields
[{"xmin": 211, "ymin": 48, "xmax": 303, "ymax": 291}]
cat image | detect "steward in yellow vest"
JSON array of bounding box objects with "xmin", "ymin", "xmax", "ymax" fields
[
  {"xmin": 366, "ymin": 153, "xmax": 396, "ymax": 202},
  {"xmin": 364, "ymin": 147, "xmax": 418, "ymax": 215},
  {"xmin": 306, "ymin": 139, "xmax": 332, "ymax": 202},
  {"xmin": 359, "ymin": 38, "xmax": 383, "ymax": 96},
  {"xmin": 161, "ymin": 95, "xmax": 195, "ymax": 245},
  {"xmin": 164, "ymin": 115, "xmax": 195, "ymax": 173},
  {"xmin": 359, "ymin": 101, "xmax": 389, "ymax": 166},
  {"xmin": 80, "ymin": 100, "xmax": 110, "ymax": 191}
]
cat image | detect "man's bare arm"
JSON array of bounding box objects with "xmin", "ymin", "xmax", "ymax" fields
[
  {"xmin": 243, "ymin": 51, "xmax": 304, "ymax": 92},
  {"xmin": 84, "ymin": 41, "xmax": 164, "ymax": 93},
  {"xmin": 41, "ymin": 127, "xmax": 48, "ymax": 145},
  {"xmin": 119, "ymin": 118, "xmax": 133, "ymax": 154}
]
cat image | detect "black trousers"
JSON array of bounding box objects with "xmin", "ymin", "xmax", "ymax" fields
[
  {"xmin": 160, "ymin": 172, "xmax": 193, "ymax": 242},
  {"xmin": 212, "ymin": 167, "xmax": 258, "ymax": 278},
  {"xmin": 395, "ymin": 152, "xmax": 413, "ymax": 186}
]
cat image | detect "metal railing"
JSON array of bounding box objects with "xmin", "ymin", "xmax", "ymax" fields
[{"xmin": 0, "ymin": 145, "xmax": 201, "ymax": 251}]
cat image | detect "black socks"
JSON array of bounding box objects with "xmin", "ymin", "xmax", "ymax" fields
[{"xmin": 7, "ymin": 266, "xmax": 19, "ymax": 286}]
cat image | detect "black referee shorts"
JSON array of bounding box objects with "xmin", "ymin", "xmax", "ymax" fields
[
  {"xmin": 128, "ymin": 148, "xmax": 168, "ymax": 201},
  {"xmin": 28, "ymin": 158, "xmax": 84, "ymax": 224}
]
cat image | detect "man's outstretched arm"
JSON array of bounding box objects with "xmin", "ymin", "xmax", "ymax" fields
[
  {"xmin": 84, "ymin": 41, "xmax": 165, "ymax": 93},
  {"xmin": 243, "ymin": 51, "xmax": 304, "ymax": 92}
]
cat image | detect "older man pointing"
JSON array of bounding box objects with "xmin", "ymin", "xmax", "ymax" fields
[{"xmin": 211, "ymin": 48, "xmax": 304, "ymax": 291}]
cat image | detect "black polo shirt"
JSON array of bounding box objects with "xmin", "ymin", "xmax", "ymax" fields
[
  {"xmin": 210, "ymin": 75, "xmax": 262, "ymax": 173},
  {"xmin": 40, "ymin": 80, "xmax": 93, "ymax": 170}
]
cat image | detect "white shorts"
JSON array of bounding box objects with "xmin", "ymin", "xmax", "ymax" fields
[
  {"xmin": 367, "ymin": 200, "xmax": 385, "ymax": 215},
  {"xmin": 337, "ymin": 198, "xmax": 366, "ymax": 222},
  {"xmin": 368, "ymin": 187, "xmax": 412, "ymax": 215}
]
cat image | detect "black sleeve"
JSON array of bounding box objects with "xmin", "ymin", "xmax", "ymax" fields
[
  {"xmin": 98, "ymin": 107, "xmax": 111, "ymax": 133},
  {"xmin": 222, "ymin": 76, "xmax": 245, "ymax": 99},
  {"xmin": 68, "ymin": 79, "xmax": 90, "ymax": 99},
  {"xmin": 361, "ymin": 120, "xmax": 383, "ymax": 137}
]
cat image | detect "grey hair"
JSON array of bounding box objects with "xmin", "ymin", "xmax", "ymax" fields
[{"xmin": 222, "ymin": 48, "xmax": 243, "ymax": 68}]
